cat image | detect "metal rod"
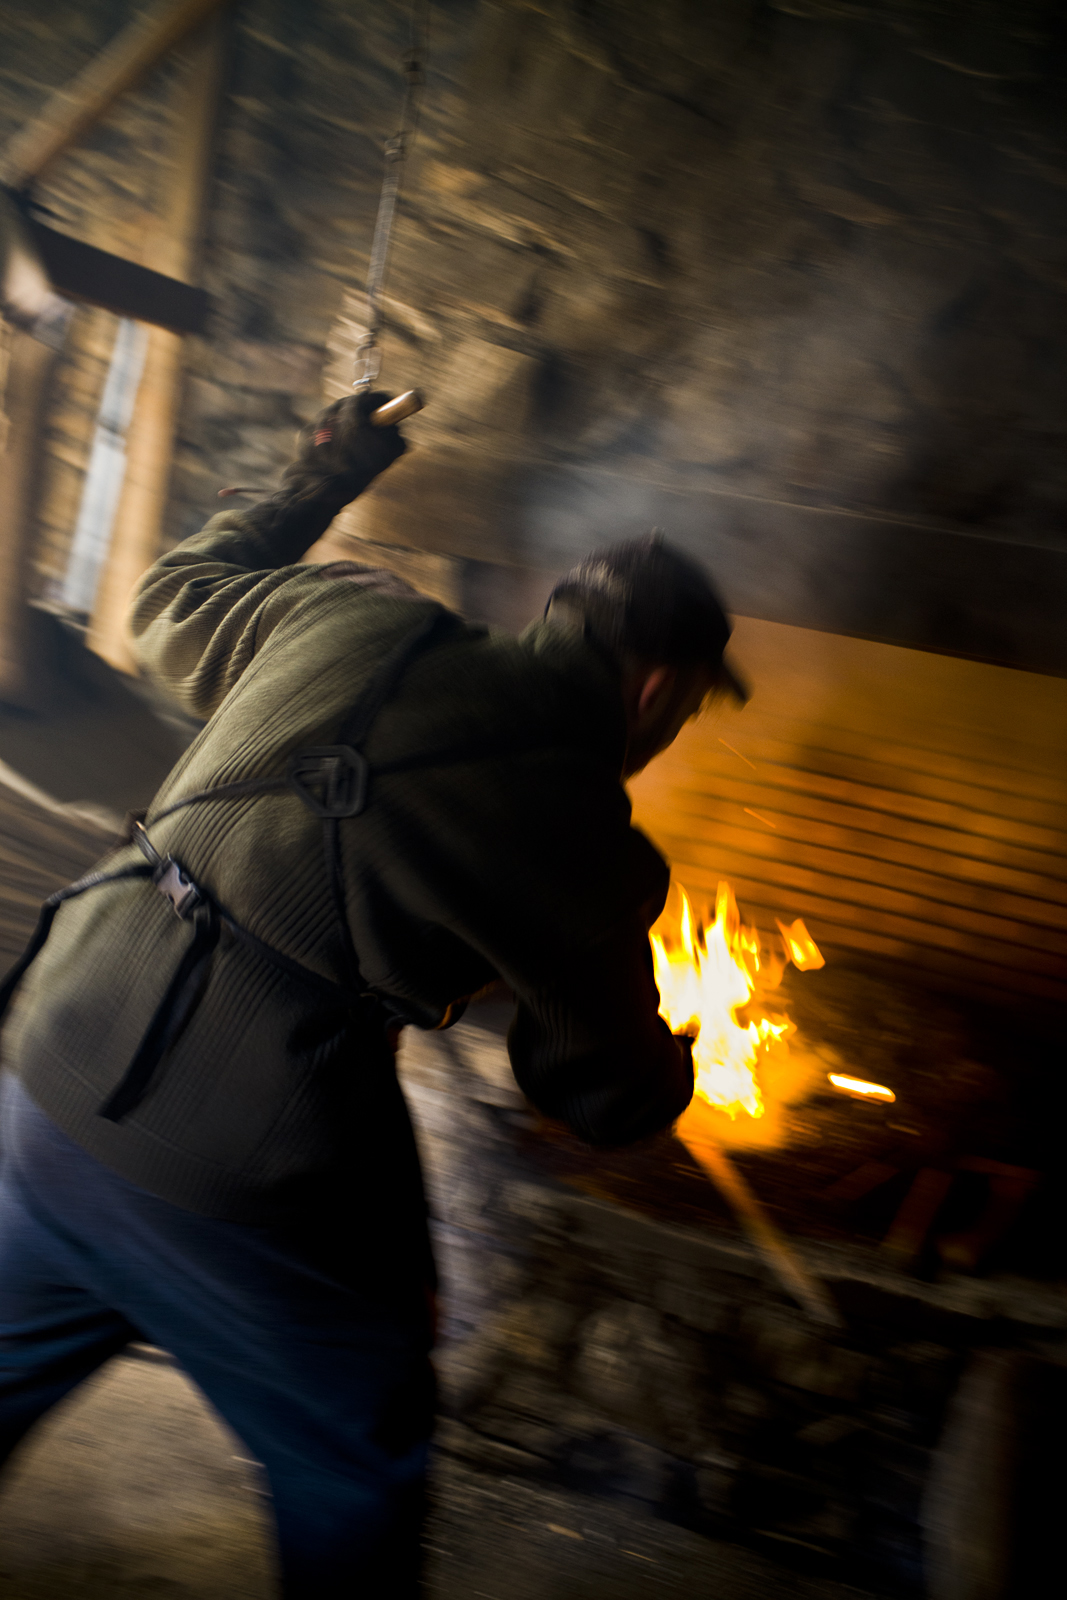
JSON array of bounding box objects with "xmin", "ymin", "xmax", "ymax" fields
[
  {"xmin": 677, "ymin": 1125, "xmax": 843, "ymax": 1326},
  {"xmin": 370, "ymin": 389, "xmax": 423, "ymax": 427}
]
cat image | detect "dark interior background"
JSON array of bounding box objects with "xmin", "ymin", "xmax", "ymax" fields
[{"xmin": 1, "ymin": 0, "xmax": 1064, "ymax": 672}]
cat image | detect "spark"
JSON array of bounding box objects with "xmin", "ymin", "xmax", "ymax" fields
[
  {"xmin": 744, "ymin": 807, "xmax": 778, "ymax": 828},
  {"xmin": 719, "ymin": 738, "xmax": 757, "ymax": 769},
  {"xmin": 828, "ymin": 1073, "xmax": 896, "ymax": 1103}
]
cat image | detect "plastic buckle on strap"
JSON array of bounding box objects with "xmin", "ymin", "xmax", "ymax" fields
[
  {"xmin": 287, "ymin": 746, "xmax": 369, "ymax": 818},
  {"xmin": 155, "ymin": 858, "xmax": 203, "ymax": 920}
]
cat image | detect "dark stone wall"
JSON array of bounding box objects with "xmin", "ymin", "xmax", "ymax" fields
[{"xmin": 3, "ymin": 0, "xmax": 1065, "ymax": 670}]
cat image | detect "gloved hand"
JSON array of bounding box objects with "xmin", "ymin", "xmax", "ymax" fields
[
  {"xmin": 244, "ymin": 391, "xmax": 407, "ymax": 551},
  {"xmin": 280, "ymin": 390, "xmax": 406, "ymax": 514}
]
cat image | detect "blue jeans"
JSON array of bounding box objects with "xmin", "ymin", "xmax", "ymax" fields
[{"xmin": 0, "ymin": 1073, "xmax": 434, "ymax": 1597}]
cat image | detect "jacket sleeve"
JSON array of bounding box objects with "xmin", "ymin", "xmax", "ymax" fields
[
  {"xmin": 507, "ymin": 909, "xmax": 694, "ymax": 1145},
  {"xmin": 127, "ymin": 510, "xmax": 328, "ymax": 722}
]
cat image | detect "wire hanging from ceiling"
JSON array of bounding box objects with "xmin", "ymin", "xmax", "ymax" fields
[{"xmin": 353, "ymin": 0, "xmax": 429, "ymax": 391}]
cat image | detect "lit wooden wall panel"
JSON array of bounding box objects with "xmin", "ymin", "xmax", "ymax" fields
[{"xmin": 630, "ymin": 618, "xmax": 1067, "ymax": 1009}]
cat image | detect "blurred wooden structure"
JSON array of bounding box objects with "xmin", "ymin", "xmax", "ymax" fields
[
  {"xmin": 0, "ymin": 0, "xmax": 226, "ymax": 190},
  {"xmin": 0, "ymin": 326, "xmax": 61, "ymax": 707},
  {"xmin": 88, "ymin": 19, "xmax": 226, "ymax": 673},
  {"xmin": 0, "ymin": 0, "xmax": 229, "ymax": 700}
]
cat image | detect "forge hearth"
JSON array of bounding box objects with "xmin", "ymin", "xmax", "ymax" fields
[
  {"xmin": 481, "ymin": 963, "xmax": 1062, "ymax": 1284},
  {"xmin": 400, "ymin": 973, "xmax": 1067, "ymax": 1599}
]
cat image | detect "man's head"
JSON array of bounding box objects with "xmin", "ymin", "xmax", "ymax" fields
[{"xmin": 545, "ymin": 533, "xmax": 747, "ymax": 777}]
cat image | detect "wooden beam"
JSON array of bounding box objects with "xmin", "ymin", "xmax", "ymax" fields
[
  {"xmin": 0, "ymin": 323, "xmax": 61, "ymax": 708},
  {"xmin": 0, "ymin": 0, "xmax": 230, "ymax": 190},
  {"xmin": 88, "ymin": 17, "xmax": 225, "ymax": 675},
  {"xmin": 21, "ymin": 216, "xmax": 210, "ymax": 335}
]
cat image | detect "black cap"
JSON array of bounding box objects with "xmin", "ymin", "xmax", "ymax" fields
[{"xmin": 546, "ymin": 531, "xmax": 748, "ymax": 703}]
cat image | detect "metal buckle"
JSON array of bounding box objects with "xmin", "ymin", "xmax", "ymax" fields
[
  {"xmin": 287, "ymin": 746, "xmax": 369, "ymax": 819},
  {"xmin": 154, "ymin": 858, "xmax": 203, "ymax": 920}
]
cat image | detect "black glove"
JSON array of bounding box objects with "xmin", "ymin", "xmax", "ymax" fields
[
  {"xmin": 245, "ymin": 391, "xmax": 407, "ymax": 549},
  {"xmin": 281, "ymin": 390, "xmax": 406, "ymax": 511}
]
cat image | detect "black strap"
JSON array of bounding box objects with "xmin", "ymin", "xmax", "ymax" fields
[
  {"xmin": 99, "ymin": 901, "xmax": 222, "ymax": 1122},
  {"xmin": 373, "ymin": 730, "xmax": 551, "ymax": 778},
  {"xmin": 336, "ymin": 607, "xmax": 450, "ymax": 746},
  {"xmin": 130, "ymin": 821, "xmax": 348, "ymax": 1002},
  {"xmin": 144, "ymin": 607, "xmax": 453, "ymax": 830},
  {"xmin": 222, "ymin": 912, "xmax": 347, "ymax": 1003},
  {"xmin": 326, "ymin": 609, "xmax": 454, "ymax": 985},
  {"xmin": 1, "ymin": 609, "xmax": 456, "ymax": 1124},
  {"xmin": 150, "ymin": 773, "xmax": 289, "ymax": 825}
]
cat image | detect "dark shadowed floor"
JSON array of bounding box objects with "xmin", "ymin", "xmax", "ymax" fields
[{"xmin": 0, "ymin": 1348, "xmax": 876, "ymax": 1600}]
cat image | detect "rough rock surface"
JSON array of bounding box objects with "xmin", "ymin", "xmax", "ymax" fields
[
  {"xmin": 0, "ymin": 0, "xmax": 1064, "ymax": 669},
  {"xmin": 396, "ymin": 1014, "xmax": 1067, "ymax": 1597}
]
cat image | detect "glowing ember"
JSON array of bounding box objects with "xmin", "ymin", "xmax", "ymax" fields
[
  {"xmin": 651, "ymin": 882, "xmax": 821, "ymax": 1121},
  {"xmin": 775, "ymin": 917, "xmax": 825, "ymax": 971},
  {"xmin": 827, "ymin": 1073, "xmax": 896, "ymax": 1102}
]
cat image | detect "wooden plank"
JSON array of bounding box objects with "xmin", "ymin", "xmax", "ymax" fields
[
  {"xmin": 639, "ymin": 780, "xmax": 1067, "ymax": 891},
  {"xmin": 0, "ymin": 325, "xmax": 61, "ymax": 709},
  {"xmin": 0, "ymin": 777, "xmax": 112, "ymax": 959},
  {"xmin": 712, "ymin": 726, "xmax": 1067, "ymax": 802},
  {"xmin": 645, "ymin": 756, "xmax": 1066, "ymax": 853},
  {"xmin": 88, "ymin": 17, "xmax": 225, "ymax": 674},
  {"xmin": 654, "ymin": 854, "xmax": 1067, "ymax": 979},
  {"xmin": 23, "ymin": 218, "xmax": 210, "ymax": 335},
  {"xmin": 676, "ymin": 745, "xmax": 1067, "ymax": 837},
  {"xmin": 647, "ymin": 824, "xmax": 1067, "ymax": 940},
  {"xmin": 0, "ymin": 0, "xmax": 230, "ymax": 188},
  {"xmin": 660, "ymin": 872, "xmax": 1067, "ymax": 1004}
]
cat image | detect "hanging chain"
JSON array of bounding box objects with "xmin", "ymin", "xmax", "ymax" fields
[{"xmin": 353, "ymin": 0, "xmax": 427, "ymax": 390}]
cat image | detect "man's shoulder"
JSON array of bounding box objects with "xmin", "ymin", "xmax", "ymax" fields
[{"xmin": 389, "ymin": 614, "xmax": 622, "ymax": 746}]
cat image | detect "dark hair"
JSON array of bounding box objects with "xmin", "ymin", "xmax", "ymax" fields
[{"xmin": 546, "ymin": 532, "xmax": 747, "ymax": 701}]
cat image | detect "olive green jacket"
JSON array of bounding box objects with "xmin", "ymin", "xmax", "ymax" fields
[{"xmin": 4, "ymin": 506, "xmax": 691, "ymax": 1232}]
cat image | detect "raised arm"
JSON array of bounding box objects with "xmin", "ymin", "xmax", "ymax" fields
[{"xmin": 128, "ymin": 393, "xmax": 405, "ymax": 720}]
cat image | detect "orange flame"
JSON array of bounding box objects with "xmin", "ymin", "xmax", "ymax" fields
[{"xmin": 651, "ymin": 882, "xmax": 822, "ymax": 1121}]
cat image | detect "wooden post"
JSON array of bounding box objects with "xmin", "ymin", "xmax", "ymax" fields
[
  {"xmin": 0, "ymin": 323, "xmax": 61, "ymax": 708},
  {"xmin": 88, "ymin": 18, "xmax": 225, "ymax": 674},
  {"xmin": 0, "ymin": 0, "xmax": 229, "ymax": 190}
]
